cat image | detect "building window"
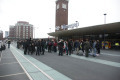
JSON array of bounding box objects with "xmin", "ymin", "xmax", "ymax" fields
[{"xmin": 62, "ymin": 3, "xmax": 66, "ymax": 9}]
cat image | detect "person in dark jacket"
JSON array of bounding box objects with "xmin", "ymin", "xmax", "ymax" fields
[
  {"xmin": 58, "ymin": 39, "xmax": 64, "ymax": 56},
  {"xmin": 84, "ymin": 39, "xmax": 90, "ymax": 57},
  {"xmin": 96, "ymin": 40, "xmax": 101, "ymax": 55},
  {"xmin": 24, "ymin": 40, "xmax": 28, "ymax": 55},
  {"xmin": 67, "ymin": 39, "xmax": 73, "ymax": 55},
  {"xmin": 36, "ymin": 40, "xmax": 41, "ymax": 55},
  {"xmin": 41, "ymin": 39, "xmax": 45, "ymax": 55},
  {"xmin": 48, "ymin": 40, "xmax": 52, "ymax": 53},
  {"xmin": 8, "ymin": 40, "xmax": 11, "ymax": 48}
]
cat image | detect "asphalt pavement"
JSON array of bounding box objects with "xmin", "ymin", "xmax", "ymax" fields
[{"xmin": 0, "ymin": 43, "xmax": 120, "ymax": 80}]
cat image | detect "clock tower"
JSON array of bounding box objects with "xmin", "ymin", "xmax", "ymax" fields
[{"xmin": 55, "ymin": 0, "xmax": 69, "ymax": 31}]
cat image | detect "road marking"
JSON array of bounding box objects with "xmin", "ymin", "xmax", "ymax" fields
[
  {"xmin": 11, "ymin": 46, "xmax": 54, "ymax": 80},
  {"xmin": 11, "ymin": 45, "xmax": 72, "ymax": 80},
  {"xmin": 0, "ymin": 62, "xmax": 18, "ymax": 65},
  {"xmin": 101, "ymin": 53, "xmax": 120, "ymax": 57},
  {"xmin": 0, "ymin": 72, "xmax": 25, "ymax": 78},
  {"xmin": 10, "ymin": 47, "xmax": 33, "ymax": 80},
  {"xmin": 71, "ymin": 54, "xmax": 120, "ymax": 68}
]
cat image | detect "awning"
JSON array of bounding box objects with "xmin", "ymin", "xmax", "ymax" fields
[{"xmin": 48, "ymin": 22, "xmax": 120, "ymax": 37}]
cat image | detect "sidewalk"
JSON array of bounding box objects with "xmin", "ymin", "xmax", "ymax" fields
[{"xmin": 0, "ymin": 48, "xmax": 30, "ymax": 80}]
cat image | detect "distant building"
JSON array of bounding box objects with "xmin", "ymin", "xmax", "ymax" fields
[
  {"xmin": 5, "ymin": 31, "xmax": 9, "ymax": 38},
  {"xmin": 0, "ymin": 30, "xmax": 3, "ymax": 40},
  {"xmin": 9, "ymin": 25, "xmax": 15, "ymax": 39},
  {"xmin": 9, "ymin": 21, "xmax": 33, "ymax": 40}
]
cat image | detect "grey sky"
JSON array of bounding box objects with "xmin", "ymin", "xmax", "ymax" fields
[{"xmin": 0, "ymin": 0, "xmax": 120, "ymax": 38}]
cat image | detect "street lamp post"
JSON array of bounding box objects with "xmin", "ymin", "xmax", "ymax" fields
[
  {"xmin": 104, "ymin": 13, "xmax": 107, "ymax": 24},
  {"xmin": 103, "ymin": 13, "xmax": 107, "ymax": 49},
  {"xmin": 76, "ymin": 21, "xmax": 79, "ymax": 26}
]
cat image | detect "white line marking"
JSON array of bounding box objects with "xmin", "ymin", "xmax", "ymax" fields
[
  {"xmin": 71, "ymin": 54, "xmax": 120, "ymax": 68},
  {"xmin": 11, "ymin": 46, "xmax": 54, "ymax": 80},
  {"xmin": 1, "ymin": 57, "xmax": 15, "ymax": 59},
  {"xmin": 10, "ymin": 47, "xmax": 33, "ymax": 80},
  {"xmin": 0, "ymin": 62, "xmax": 18, "ymax": 65},
  {"xmin": 0, "ymin": 72, "xmax": 25, "ymax": 78},
  {"xmin": 101, "ymin": 53, "xmax": 120, "ymax": 57}
]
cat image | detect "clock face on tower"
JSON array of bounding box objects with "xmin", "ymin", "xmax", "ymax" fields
[{"xmin": 62, "ymin": 3, "xmax": 67, "ymax": 9}]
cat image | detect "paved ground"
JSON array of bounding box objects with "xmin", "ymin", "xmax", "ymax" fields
[
  {"xmin": 0, "ymin": 47, "xmax": 30, "ymax": 80},
  {"xmin": 0, "ymin": 43, "xmax": 120, "ymax": 80}
]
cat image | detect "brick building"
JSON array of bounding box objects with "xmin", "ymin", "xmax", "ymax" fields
[
  {"xmin": 55, "ymin": 0, "xmax": 69, "ymax": 31},
  {"xmin": 9, "ymin": 26, "xmax": 15, "ymax": 39},
  {"xmin": 9, "ymin": 21, "xmax": 33, "ymax": 40}
]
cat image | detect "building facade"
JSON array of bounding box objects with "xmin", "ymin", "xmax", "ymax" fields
[
  {"xmin": 5, "ymin": 31, "xmax": 9, "ymax": 38},
  {"xmin": 9, "ymin": 26, "xmax": 15, "ymax": 39},
  {"xmin": 9, "ymin": 21, "xmax": 33, "ymax": 40},
  {"xmin": 55, "ymin": 0, "xmax": 69, "ymax": 31},
  {"xmin": 0, "ymin": 30, "xmax": 3, "ymax": 40}
]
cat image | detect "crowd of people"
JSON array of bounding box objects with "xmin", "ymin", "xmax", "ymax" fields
[{"xmin": 16, "ymin": 38, "xmax": 101, "ymax": 57}]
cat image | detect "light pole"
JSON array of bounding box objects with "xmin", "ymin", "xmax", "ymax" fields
[
  {"xmin": 103, "ymin": 13, "xmax": 107, "ymax": 49},
  {"xmin": 104, "ymin": 13, "xmax": 107, "ymax": 24},
  {"xmin": 76, "ymin": 21, "xmax": 79, "ymax": 26}
]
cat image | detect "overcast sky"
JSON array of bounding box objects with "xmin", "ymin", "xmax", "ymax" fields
[{"xmin": 0, "ymin": 0, "xmax": 120, "ymax": 38}]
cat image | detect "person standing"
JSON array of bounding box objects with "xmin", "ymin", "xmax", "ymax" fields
[
  {"xmin": 81, "ymin": 40, "xmax": 85, "ymax": 54},
  {"xmin": 41, "ymin": 39, "xmax": 45, "ymax": 55},
  {"xmin": 84, "ymin": 39, "xmax": 90, "ymax": 57},
  {"xmin": 53, "ymin": 40, "xmax": 57, "ymax": 52},
  {"xmin": 58, "ymin": 39, "xmax": 64, "ymax": 56},
  {"xmin": 24, "ymin": 40, "xmax": 28, "ymax": 55},
  {"xmin": 64, "ymin": 41, "xmax": 68, "ymax": 55},
  {"xmin": 67, "ymin": 39, "xmax": 73, "ymax": 55},
  {"xmin": 96, "ymin": 40, "xmax": 101, "ymax": 55},
  {"xmin": 93, "ymin": 40, "xmax": 97, "ymax": 57},
  {"xmin": 74, "ymin": 40, "xmax": 80, "ymax": 55},
  {"xmin": 8, "ymin": 40, "xmax": 11, "ymax": 48},
  {"xmin": 48, "ymin": 40, "xmax": 52, "ymax": 53},
  {"xmin": 36, "ymin": 40, "xmax": 41, "ymax": 55}
]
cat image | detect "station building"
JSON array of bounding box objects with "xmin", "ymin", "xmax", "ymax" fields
[
  {"xmin": 48, "ymin": 22, "xmax": 120, "ymax": 49},
  {"xmin": 48, "ymin": 0, "xmax": 120, "ymax": 49}
]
